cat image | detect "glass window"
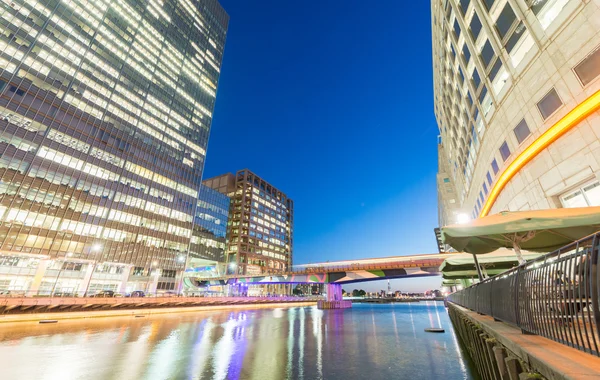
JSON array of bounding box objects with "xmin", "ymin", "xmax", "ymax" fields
[
  {"xmin": 454, "ymin": 19, "xmax": 461, "ymax": 39},
  {"xmin": 536, "ymin": 88, "xmax": 563, "ymax": 120},
  {"xmin": 513, "ymin": 119, "xmax": 531, "ymax": 144},
  {"xmin": 561, "ymin": 181, "xmax": 600, "ymax": 207},
  {"xmin": 489, "ymin": 59, "xmax": 503, "ymax": 81},
  {"xmin": 574, "ymin": 46, "xmax": 600, "ymax": 86},
  {"xmin": 481, "ymin": 40, "xmax": 495, "ymax": 67},
  {"xmin": 486, "ymin": 172, "xmax": 493, "ymax": 185},
  {"xmin": 505, "ymin": 22, "xmax": 527, "ymax": 53},
  {"xmin": 495, "ymin": 3, "xmax": 517, "ymax": 40},
  {"xmin": 491, "ymin": 159, "xmax": 499, "ymax": 175},
  {"xmin": 478, "ymin": 86, "xmax": 488, "ymax": 103},
  {"xmin": 460, "ymin": 0, "xmax": 470, "ymax": 14},
  {"xmin": 529, "ymin": 0, "xmax": 550, "ymax": 14},
  {"xmin": 483, "ymin": 0, "xmax": 495, "ymax": 11},
  {"xmin": 472, "ymin": 68, "xmax": 481, "ymax": 89},
  {"xmin": 499, "ymin": 141, "xmax": 511, "ymax": 161},
  {"xmin": 470, "ymin": 13, "xmax": 482, "ymax": 41},
  {"xmin": 462, "ymin": 44, "xmax": 471, "ymax": 64},
  {"xmin": 483, "ymin": 182, "xmax": 488, "ymax": 195}
]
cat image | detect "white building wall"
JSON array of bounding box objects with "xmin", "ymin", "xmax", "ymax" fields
[{"xmin": 433, "ymin": 0, "xmax": 600, "ymax": 221}]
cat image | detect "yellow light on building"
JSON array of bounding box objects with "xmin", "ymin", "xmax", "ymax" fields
[{"xmin": 480, "ymin": 89, "xmax": 600, "ymax": 217}]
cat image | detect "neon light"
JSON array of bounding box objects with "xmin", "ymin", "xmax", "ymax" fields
[{"xmin": 480, "ymin": 89, "xmax": 600, "ymax": 217}]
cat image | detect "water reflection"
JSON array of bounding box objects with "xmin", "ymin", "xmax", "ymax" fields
[{"xmin": 0, "ymin": 302, "xmax": 478, "ymax": 380}]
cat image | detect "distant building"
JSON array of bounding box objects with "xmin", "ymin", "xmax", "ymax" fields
[
  {"xmin": 203, "ymin": 169, "xmax": 294, "ymax": 275},
  {"xmin": 432, "ymin": 0, "xmax": 600, "ymax": 227},
  {"xmin": 185, "ymin": 184, "xmax": 229, "ymax": 273}
]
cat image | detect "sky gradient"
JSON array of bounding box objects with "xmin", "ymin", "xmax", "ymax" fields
[{"xmin": 204, "ymin": 1, "xmax": 441, "ymax": 291}]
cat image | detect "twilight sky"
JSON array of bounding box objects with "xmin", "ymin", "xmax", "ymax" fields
[{"xmin": 204, "ymin": 1, "xmax": 442, "ymax": 292}]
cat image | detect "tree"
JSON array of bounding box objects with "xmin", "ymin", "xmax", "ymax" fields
[
  {"xmin": 358, "ymin": 289, "xmax": 366, "ymax": 297},
  {"xmin": 342, "ymin": 289, "xmax": 347, "ymax": 296},
  {"xmin": 352, "ymin": 289, "xmax": 360, "ymax": 297}
]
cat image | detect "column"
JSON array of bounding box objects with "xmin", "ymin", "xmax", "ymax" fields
[
  {"xmin": 147, "ymin": 270, "xmax": 160, "ymax": 294},
  {"xmin": 118, "ymin": 265, "xmax": 133, "ymax": 294},
  {"xmin": 28, "ymin": 259, "xmax": 51, "ymax": 296},
  {"xmin": 326, "ymin": 283, "xmax": 342, "ymax": 301},
  {"xmin": 78, "ymin": 263, "xmax": 95, "ymax": 297}
]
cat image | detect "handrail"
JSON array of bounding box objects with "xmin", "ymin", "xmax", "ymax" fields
[{"xmin": 447, "ymin": 232, "xmax": 600, "ymax": 357}]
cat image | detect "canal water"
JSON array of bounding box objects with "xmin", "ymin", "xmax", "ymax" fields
[{"xmin": 0, "ymin": 301, "xmax": 478, "ymax": 380}]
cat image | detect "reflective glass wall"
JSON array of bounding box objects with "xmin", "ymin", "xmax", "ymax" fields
[{"xmin": 0, "ymin": 0, "xmax": 228, "ymax": 294}]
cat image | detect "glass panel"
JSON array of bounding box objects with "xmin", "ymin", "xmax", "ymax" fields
[
  {"xmin": 489, "ymin": 59, "xmax": 503, "ymax": 81},
  {"xmin": 505, "ymin": 22, "xmax": 527, "ymax": 53},
  {"xmin": 537, "ymin": 88, "xmax": 563, "ymax": 120},
  {"xmin": 495, "ymin": 3, "xmax": 517, "ymax": 40},
  {"xmin": 499, "ymin": 141, "xmax": 511, "ymax": 161},
  {"xmin": 470, "ymin": 13, "xmax": 482, "ymax": 41},
  {"xmin": 462, "ymin": 44, "xmax": 471, "ymax": 64},
  {"xmin": 561, "ymin": 191, "xmax": 588, "ymax": 208},
  {"xmin": 491, "ymin": 159, "xmax": 499, "ymax": 175},
  {"xmin": 483, "ymin": 0, "xmax": 496, "ymax": 11},
  {"xmin": 513, "ymin": 119, "xmax": 531, "ymax": 144},
  {"xmin": 481, "ymin": 40, "xmax": 495, "ymax": 67},
  {"xmin": 472, "ymin": 68, "xmax": 481, "ymax": 89},
  {"xmin": 583, "ymin": 182, "xmax": 600, "ymax": 206},
  {"xmin": 574, "ymin": 46, "xmax": 600, "ymax": 86},
  {"xmin": 454, "ymin": 19, "xmax": 461, "ymax": 39},
  {"xmin": 460, "ymin": 0, "xmax": 470, "ymax": 14}
]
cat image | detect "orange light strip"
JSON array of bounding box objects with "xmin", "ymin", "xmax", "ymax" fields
[{"xmin": 480, "ymin": 89, "xmax": 600, "ymax": 217}]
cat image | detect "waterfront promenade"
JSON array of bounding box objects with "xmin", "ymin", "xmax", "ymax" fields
[{"xmin": 0, "ymin": 295, "xmax": 319, "ymax": 322}]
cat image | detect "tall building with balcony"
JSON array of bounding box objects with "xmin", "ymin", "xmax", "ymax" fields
[
  {"xmin": 432, "ymin": 0, "xmax": 600, "ymax": 226},
  {"xmin": 203, "ymin": 170, "xmax": 294, "ymax": 275},
  {"xmin": 0, "ymin": 0, "xmax": 228, "ymax": 295}
]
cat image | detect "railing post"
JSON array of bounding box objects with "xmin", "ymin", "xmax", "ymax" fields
[
  {"xmin": 514, "ymin": 265, "xmax": 521, "ymax": 328},
  {"xmin": 591, "ymin": 234, "xmax": 600, "ymax": 344}
]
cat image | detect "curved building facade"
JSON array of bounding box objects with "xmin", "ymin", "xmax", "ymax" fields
[{"xmin": 432, "ymin": 0, "xmax": 600, "ymax": 227}]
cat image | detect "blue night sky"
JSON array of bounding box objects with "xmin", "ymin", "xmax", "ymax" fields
[{"xmin": 204, "ymin": 1, "xmax": 441, "ymax": 292}]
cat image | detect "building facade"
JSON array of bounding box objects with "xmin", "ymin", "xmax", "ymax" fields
[
  {"xmin": 185, "ymin": 184, "xmax": 229, "ymax": 277},
  {"xmin": 0, "ymin": 0, "xmax": 228, "ymax": 295},
  {"xmin": 203, "ymin": 170, "xmax": 294, "ymax": 275},
  {"xmin": 432, "ymin": 0, "xmax": 600, "ymax": 227}
]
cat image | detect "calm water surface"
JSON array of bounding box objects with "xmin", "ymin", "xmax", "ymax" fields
[{"xmin": 0, "ymin": 302, "xmax": 478, "ymax": 380}]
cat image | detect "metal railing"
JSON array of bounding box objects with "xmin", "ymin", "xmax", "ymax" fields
[{"xmin": 447, "ymin": 232, "xmax": 600, "ymax": 356}]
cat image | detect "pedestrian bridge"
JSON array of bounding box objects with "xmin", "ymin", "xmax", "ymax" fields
[{"xmin": 190, "ymin": 253, "xmax": 446, "ymax": 286}]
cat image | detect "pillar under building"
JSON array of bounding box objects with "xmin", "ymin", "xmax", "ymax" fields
[{"xmin": 317, "ymin": 283, "xmax": 352, "ymax": 309}]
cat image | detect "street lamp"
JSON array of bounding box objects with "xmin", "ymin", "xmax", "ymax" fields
[
  {"xmin": 456, "ymin": 213, "xmax": 470, "ymax": 224},
  {"xmin": 51, "ymin": 252, "xmax": 72, "ymax": 297},
  {"xmin": 83, "ymin": 244, "xmax": 102, "ymax": 297}
]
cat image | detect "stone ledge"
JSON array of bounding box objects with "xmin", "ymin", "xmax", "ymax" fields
[{"xmin": 449, "ymin": 303, "xmax": 600, "ymax": 380}]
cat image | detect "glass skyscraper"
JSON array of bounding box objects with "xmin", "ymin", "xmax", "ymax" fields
[{"xmin": 0, "ymin": 0, "xmax": 228, "ymax": 295}]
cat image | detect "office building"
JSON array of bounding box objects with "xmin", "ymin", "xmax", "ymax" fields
[
  {"xmin": 432, "ymin": 0, "xmax": 600, "ymax": 226},
  {"xmin": 0, "ymin": 0, "xmax": 228, "ymax": 295},
  {"xmin": 203, "ymin": 169, "xmax": 294, "ymax": 275},
  {"xmin": 184, "ymin": 184, "xmax": 229, "ymax": 283}
]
